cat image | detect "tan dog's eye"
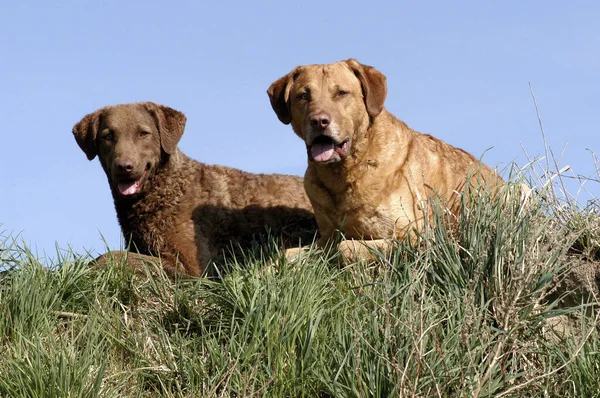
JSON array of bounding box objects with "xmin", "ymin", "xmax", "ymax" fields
[
  {"xmin": 337, "ymin": 90, "xmax": 349, "ymax": 97},
  {"xmin": 296, "ymin": 92, "xmax": 309, "ymax": 101},
  {"xmin": 140, "ymin": 130, "xmax": 151, "ymax": 137}
]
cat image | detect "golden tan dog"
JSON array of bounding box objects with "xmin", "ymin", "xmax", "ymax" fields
[{"xmin": 268, "ymin": 59, "xmax": 500, "ymax": 256}]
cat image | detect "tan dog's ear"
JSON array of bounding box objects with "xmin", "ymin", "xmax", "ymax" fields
[
  {"xmin": 267, "ymin": 67, "xmax": 299, "ymax": 125},
  {"xmin": 344, "ymin": 59, "xmax": 387, "ymax": 117},
  {"xmin": 73, "ymin": 109, "xmax": 102, "ymax": 160},
  {"xmin": 145, "ymin": 103, "xmax": 187, "ymax": 155}
]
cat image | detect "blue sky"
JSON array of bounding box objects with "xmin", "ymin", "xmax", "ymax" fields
[{"xmin": 1, "ymin": 1, "xmax": 599, "ymax": 262}]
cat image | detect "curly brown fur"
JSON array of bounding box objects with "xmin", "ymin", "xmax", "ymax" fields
[
  {"xmin": 268, "ymin": 59, "xmax": 502, "ymax": 256},
  {"xmin": 73, "ymin": 102, "xmax": 317, "ymax": 277}
]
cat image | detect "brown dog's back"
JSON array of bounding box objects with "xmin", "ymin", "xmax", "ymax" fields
[{"xmin": 73, "ymin": 102, "xmax": 317, "ymax": 276}]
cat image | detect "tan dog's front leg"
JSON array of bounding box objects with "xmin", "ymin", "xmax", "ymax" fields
[
  {"xmin": 284, "ymin": 246, "xmax": 308, "ymax": 260},
  {"xmin": 283, "ymin": 235, "xmax": 330, "ymax": 261},
  {"xmin": 338, "ymin": 239, "xmax": 394, "ymax": 263},
  {"xmin": 285, "ymin": 238, "xmax": 394, "ymax": 264}
]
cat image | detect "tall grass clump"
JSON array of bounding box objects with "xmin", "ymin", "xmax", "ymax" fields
[{"xmin": 0, "ymin": 153, "xmax": 599, "ymax": 396}]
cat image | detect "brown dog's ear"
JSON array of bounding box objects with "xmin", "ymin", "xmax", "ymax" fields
[
  {"xmin": 344, "ymin": 59, "xmax": 387, "ymax": 117},
  {"xmin": 72, "ymin": 109, "xmax": 102, "ymax": 160},
  {"xmin": 267, "ymin": 67, "xmax": 299, "ymax": 125},
  {"xmin": 145, "ymin": 103, "xmax": 187, "ymax": 155}
]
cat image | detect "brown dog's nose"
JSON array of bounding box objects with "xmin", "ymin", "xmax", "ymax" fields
[
  {"xmin": 116, "ymin": 159, "xmax": 134, "ymax": 173},
  {"xmin": 310, "ymin": 113, "xmax": 331, "ymax": 130}
]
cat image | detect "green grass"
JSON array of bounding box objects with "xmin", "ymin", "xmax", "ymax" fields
[{"xmin": 1, "ymin": 165, "xmax": 600, "ymax": 397}]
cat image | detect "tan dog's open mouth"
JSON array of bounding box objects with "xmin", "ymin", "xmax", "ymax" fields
[
  {"xmin": 308, "ymin": 136, "xmax": 350, "ymax": 163},
  {"xmin": 116, "ymin": 170, "xmax": 147, "ymax": 197}
]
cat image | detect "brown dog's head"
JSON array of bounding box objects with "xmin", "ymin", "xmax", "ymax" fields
[
  {"xmin": 73, "ymin": 102, "xmax": 186, "ymax": 199},
  {"xmin": 267, "ymin": 59, "xmax": 387, "ymax": 164}
]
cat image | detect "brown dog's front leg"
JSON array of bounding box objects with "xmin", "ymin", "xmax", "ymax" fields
[{"xmin": 92, "ymin": 250, "xmax": 185, "ymax": 276}]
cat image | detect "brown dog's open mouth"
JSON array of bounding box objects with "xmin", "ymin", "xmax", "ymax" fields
[
  {"xmin": 116, "ymin": 170, "xmax": 147, "ymax": 197},
  {"xmin": 308, "ymin": 136, "xmax": 350, "ymax": 163}
]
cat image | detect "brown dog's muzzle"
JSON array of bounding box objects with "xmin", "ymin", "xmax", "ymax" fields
[
  {"xmin": 112, "ymin": 158, "xmax": 149, "ymax": 198},
  {"xmin": 115, "ymin": 158, "xmax": 135, "ymax": 174}
]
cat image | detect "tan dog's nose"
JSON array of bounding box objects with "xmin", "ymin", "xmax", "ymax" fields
[{"xmin": 310, "ymin": 113, "xmax": 331, "ymax": 130}]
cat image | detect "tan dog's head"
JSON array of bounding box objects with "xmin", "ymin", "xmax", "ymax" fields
[
  {"xmin": 268, "ymin": 59, "xmax": 387, "ymax": 164},
  {"xmin": 73, "ymin": 102, "xmax": 186, "ymax": 199}
]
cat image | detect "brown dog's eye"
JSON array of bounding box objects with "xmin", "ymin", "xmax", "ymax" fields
[
  {"xmin": 103, "ymin": 132, "xmax": 114, "ymax": 141},
  {"xmin": 140, "ymin": 130, "xmax": 150, "ymax": 137},
  {"xmin": 296, "ymin": 92, "xmax": 309, "ymax": 101}
]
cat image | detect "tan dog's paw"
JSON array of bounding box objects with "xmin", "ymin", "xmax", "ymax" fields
[
  {"xmin": 283, "ymin": 246, "xmax": 310, "ymax": 262},
  {"xmin": 259, "ymin": 246, "xmax": 309, "ymax": 277},
  {"xmin": 338, "ymin": 239, "xmax": 394, "ymax": 263},
  {"xmin": 339, "ymin": 240, "xmax": 372, "ymax": 263}
]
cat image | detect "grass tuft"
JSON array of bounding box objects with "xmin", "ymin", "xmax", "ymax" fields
[{"xmin": 1, "ymin": 153, "xmax": 600, "ymax": 396}]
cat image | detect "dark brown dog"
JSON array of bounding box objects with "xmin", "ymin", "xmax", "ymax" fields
[
  {"xmin": 268, "ymin": 59, "xmax": 500, "ymax": 256},
  {"xmin": 73, "ymin": 102, "xmax": 317, "ymax": 276}
]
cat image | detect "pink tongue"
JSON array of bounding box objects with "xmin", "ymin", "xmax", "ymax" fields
[
  {"xmin": 118, "ymin": 180, "xmax": 140, "ymax": 196},
  {"xmin": 311, "ymin": 142, "xmax": 335, "ymax": 162}
]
